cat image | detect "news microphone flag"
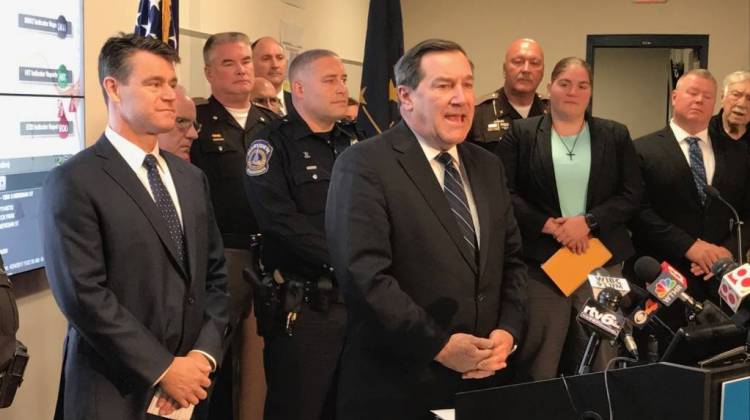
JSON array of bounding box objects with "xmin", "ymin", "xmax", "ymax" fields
[
  {"xmin": 627, "ymin": 297, "xmax": 661, "ymax": 329},
  {"xmin": 134, "ymin": 0, "xmax": 179, "ymax": 51},
  {"xmin": 587, "ymin": 272, "xmax": 630, "ymax": 300},
  {"xmin": 647, "ymin": 261, "xmax": 687, "ymax": 306},
  {"xmin": 577, "ymin": 299, "xmax": 626, "ymax": 339},
  {"xmin": 718, "ymin": 263, "xmax": 750, "ymax": 313}
]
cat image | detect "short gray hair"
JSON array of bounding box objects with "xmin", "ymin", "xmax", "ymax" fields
[
  {"xmin": 722, "ymin": 70, "xmax": 750, "ymax": 96},
  {"xmin": 394, "ymin": 39, "xmax": 472, "ymax": 89},
  {"xmin": 203, "ymin": 32, "xmax": 250, "ymax": 65},
  {"xmin": 675, "ymin": 68, "xmax": 717, "ymax": 91},
  {"xmin": 288, "ymin": 49, "xmax": 339, "ymax": 82}
]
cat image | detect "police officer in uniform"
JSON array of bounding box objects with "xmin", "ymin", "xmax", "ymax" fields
[
  {"xmin": 469, "ymin": 38, "xmax": 548, "ymax": 152},
  {"xmin": 244, "ymin": 49, "xmax": 355, "ymax": 420},
  {"xmin": 190, "ymin": 32, "xmax": 278, "ymax": 420}
]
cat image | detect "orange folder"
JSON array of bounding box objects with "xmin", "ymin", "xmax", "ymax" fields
[{"xmin": 541, "ymin": 238, "xmax": 613, "ymax": 297}]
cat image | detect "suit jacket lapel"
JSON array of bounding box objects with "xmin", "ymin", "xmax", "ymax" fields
[
  {"xmin": 710, "ymin": 134, "xmax": 727, "ymax": 192},
  {"xmin": 585, "ymin": 118, "xmax": 605, "ymax": 208},
  {"xmin": 95, "ymin": 136, "xmax": 189, "ymax": 280},
  {"xmin": 460, "ymin": 144, "xmax": 488, "ymax": 275},
  {"xmin": 536, "ymin": 114, "xmax": 560, "ymax": 207},
  {"xmin": 658, "ymin": 127, "xmax": 703, "ymax": 207},
  {"xmin": 165, "ymin": 153, "xmax": 195, "ymax": 283},
  {"xmin": 391, "ymin": 122, "xmax": 477, "ymax": 272}
]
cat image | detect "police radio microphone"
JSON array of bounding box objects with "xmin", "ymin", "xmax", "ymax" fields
[
  {"xmin": 705, "ymin": 186, "xmax": 743, "ymax": 264},
  {"xmin": 577, "ymin": 287, "xmax": 626, "ymax": 374}
]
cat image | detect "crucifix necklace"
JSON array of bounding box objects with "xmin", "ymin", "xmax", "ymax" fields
[{"xmin": 556, "ymin": 123, "xmax": 585, "ymax": 161}]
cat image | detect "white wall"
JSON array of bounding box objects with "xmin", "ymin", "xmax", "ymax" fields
[
  {"xmin": 402, "ymin": 0, "xmax": 750, "ymax": 103},
  {"xmin": 592, "ymin": 48, "xmax": 671, "ymax": 139}
]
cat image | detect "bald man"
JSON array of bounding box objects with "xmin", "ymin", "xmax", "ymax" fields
[
  {"xmin": 157, "ymin": 86, "xmax": 200, "ymax": 161},
  {"xmin": 250, "ymin": 77, "xmax": 282, "ymax": 115},
  {"xmin": 252, "ymin": 37, "xmax": 292, "ymax": 115},
  {"xmin": 469, "ymin": 38, "xmax": 548, "ymax": 152}
]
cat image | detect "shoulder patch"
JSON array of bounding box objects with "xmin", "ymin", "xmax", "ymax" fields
[{"xmin": 246, "ymin": 140, "xmax": 273, "ymax": 176}]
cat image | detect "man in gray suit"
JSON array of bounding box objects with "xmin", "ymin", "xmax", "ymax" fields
[{"xmin": 42, "ymin": 33, "xmax": 229, "ymax": 420}]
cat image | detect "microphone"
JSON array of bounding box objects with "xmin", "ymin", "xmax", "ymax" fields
[
  {"xmin": 705, "ymin": 186, "xmax": 744, "ymax": 265},
  {"xmin": 621, "ymin": 323, "xmax": 639, "ymax": 360},
  {"xmin": 635, "ymin": 256, "xmax": 704, "ymax": 314},
  {"xmin": 714, "ymin": 261, "xmax": 750, "ymax": 327},
  {"xmin": 587, "ymin": 269, "xmax": 639, "ymax": 359},
  {"xmin": 577, "ymin": 287, "xmax": 626, "ymax": 374},
  {"xmin": 587, "ymin": 269, "xmax": 631, "ymax": 300}
]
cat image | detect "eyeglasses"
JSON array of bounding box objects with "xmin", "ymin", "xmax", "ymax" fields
[
  {"xmin": 176, "ymin": 117, "xmax": 202, "ymax": 133},
  {"xmin": 253, "ymin": 97, "xmax": 281, "ymax": 109}
]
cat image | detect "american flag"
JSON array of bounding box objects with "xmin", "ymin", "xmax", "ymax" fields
[{"xmin": 134, "ymin": 0, "xmax": 179, "ymax": 51}]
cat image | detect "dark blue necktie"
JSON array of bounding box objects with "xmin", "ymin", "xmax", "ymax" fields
[
  {"xmin": 436, "ymin": 152, "xmax": 477, "ymax": 256},
  {"xmin": 143, "ymin": 154, "xmax": 185, "ymax": 265},
  {"xmin": 686, "ymin": 136, "xmax": 708, "ymax": 205}
]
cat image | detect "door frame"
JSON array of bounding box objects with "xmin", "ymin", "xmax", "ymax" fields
[{"xmin": 585, "ymin": 34, "xmax": 709, "ymax": 70}]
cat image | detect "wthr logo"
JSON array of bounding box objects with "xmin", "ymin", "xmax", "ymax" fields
[{"xmin": 654, "ymin": 277, "xmax": 676, "ymax": 299}]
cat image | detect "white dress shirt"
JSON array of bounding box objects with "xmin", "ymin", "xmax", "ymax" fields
[
  {"xmin": 414, "ymin": 134, "xmax": 481, "ymax": 248},
  {"xmin": 106, "ymin": 126, "xmax": 184, "ymax": 227},
  {"xmin": 669, "ymin": 119, "xmax": 715, "ymax": 185},
  {"xmin": 276, "ymin": 89, "xmax": 288, "ymax": 116}
]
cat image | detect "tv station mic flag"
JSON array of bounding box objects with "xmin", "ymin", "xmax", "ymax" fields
[
  {"xmin": 357, "ymin": 0, "xmax": 404, "ymax": 138},
  {"xmin": 134, "ymin": 0, "xmax": 179, "ymax": 51}
]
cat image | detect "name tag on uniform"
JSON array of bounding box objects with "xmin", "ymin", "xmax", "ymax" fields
[
  {"xmin": 306, "ymin": 165, "xmax": 317, "ymax": 171},
  {"xmin": 487, "ymin": 121, "xmax": 501, "ymax": 132}
]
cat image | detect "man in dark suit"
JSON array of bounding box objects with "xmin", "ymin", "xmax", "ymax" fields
[
  {"xmin": 631, "ymin": 69, "xmax": 750, "ymax": 329},
  {"xmin": 42, "ymin": 34, "xmax": 229, "ymax": 420},
  {"xmin": 326, "ymin": 39, "xmax": 527, "ymax": 420},
  {"xmin": 252, "ymin": 36, "xmax": 294, "ymax": 116}
]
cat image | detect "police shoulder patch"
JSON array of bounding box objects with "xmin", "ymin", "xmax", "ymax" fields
[{"xmin": 246, "ymin": 140, "xmax": 273, "ymax": 176}]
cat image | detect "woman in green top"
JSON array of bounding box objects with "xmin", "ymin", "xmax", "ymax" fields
[{"xmin": 497, "ymin": 57, "xmax": 643, "ymax": 381}]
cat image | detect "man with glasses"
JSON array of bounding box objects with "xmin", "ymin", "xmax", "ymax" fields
[
  {"xmin": 250, "ymin": 77, "xmax": 283, "ymax": 115},
  {"xmin": 157, "ymin": 86, "xmax": 200, "ymax": 162},
  {"xmin": 190, "ymin": 31, "xmax": 278, "ymax": 420}
]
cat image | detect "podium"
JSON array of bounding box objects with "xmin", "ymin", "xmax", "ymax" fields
[{"xmin": 455, "ymin": 362, "xmax": 750, "ymax": 420}]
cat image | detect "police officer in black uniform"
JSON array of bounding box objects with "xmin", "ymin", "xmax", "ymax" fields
[
  {"xmin": 190, "ymin": 32, "xmax": 278, "ymax": 420},
  {"xmin": 244, "ymin": 49, "xmax": 356, "ymax": 420},
  {"xmin": 469, "ymin": 38, "xmax": 548, "ymax": 153}
]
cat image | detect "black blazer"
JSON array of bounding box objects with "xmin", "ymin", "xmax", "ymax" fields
[
  {"xmin": 42, "ymin": 136, "xmax": 229, "ymax": 420},
  {"xmin": 630, "ymin": 126, "xmax": 750, "ymax": 280},
  {"xmin": 326, "ymin": 121, "xmax": 527, "ymax": 420},
  {"xmin": 497, "ymin": 114, "xmax": 643, "ymax": 265}
]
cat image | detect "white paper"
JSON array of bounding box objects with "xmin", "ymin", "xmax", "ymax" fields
[
  {"xmin": 146, "ymin": 388, "xmax": 194, "ymax": 420},
  {"xmin": 431, "ymin": 408, "xmax": 455, "ymax": 420}
]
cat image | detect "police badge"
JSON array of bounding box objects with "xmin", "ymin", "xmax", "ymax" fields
[{"xmin": 246, "ymin": 140, "xmax": 273, "ymax": 176}]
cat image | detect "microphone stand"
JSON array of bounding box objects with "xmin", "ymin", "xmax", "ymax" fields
[
  {"xmin": 577, "ymin": 334, "xmax": 600, "ymax": 375},
  {"xmin": 706, "ymin": 186, "xmax": 744, "ymax": 264}
]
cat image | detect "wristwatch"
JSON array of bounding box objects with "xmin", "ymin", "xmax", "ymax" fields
[{"xmin": 584, "ymin": 213, "xmax": 599, "ymax": 232}]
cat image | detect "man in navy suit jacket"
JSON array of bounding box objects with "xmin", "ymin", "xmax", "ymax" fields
[
  {"xmin": 326, "ymin": 39, "xmax": 527, "ymax": 420},
  {"xmin": 42, "ymin": 34, "xmax": 229, "ymax": 420}
]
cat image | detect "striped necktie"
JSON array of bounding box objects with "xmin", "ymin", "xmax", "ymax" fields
[
  {"xmin": 686, "ymin": 136, "xmax": 708, "ymax": 205},
  {"xmin": 436, "ymin": 152, "xmax": 477, "ymax": 256}
]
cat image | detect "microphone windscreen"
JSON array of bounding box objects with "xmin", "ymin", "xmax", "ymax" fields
[{"xmin": 634, "ymin": 256, "xmax": 661, "ymax": 284}]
